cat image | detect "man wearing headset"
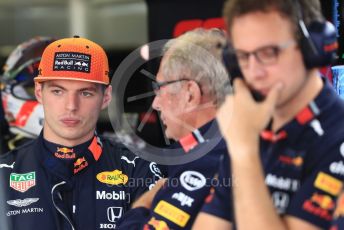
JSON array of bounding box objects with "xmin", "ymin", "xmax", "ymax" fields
[{"xmin": 193, "ymin": 0, "xmax": 344, "ymax": 229}]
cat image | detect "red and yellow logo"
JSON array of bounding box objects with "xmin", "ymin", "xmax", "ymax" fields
[
  {"xmin": 311, "ymin": 193, "xmax": 335, "ymax": 210},
  {"xmin": 73, "ymin": 157, "xmax": 88, "ymax": 174},
  {"xmin": 55, "ymin": 147, "xmax": 76, "ymax": 159},
  {"xmin": 154, "ymin": 201, "xmax": 190, "ymax": 227},
  {"xmin": 143, "ymin": 217, "xmax": 170, "ymax": 230},
  {"xmin": 96, "ymin": 170, "xmax": 128, "ymax": 185},
  {"xmin": 278, "ymin": 155, "xmax": 303, "ymax": 167},
  {"xmin": 314, "ymin": 172, "xmax": 343, "ymax": 196}
]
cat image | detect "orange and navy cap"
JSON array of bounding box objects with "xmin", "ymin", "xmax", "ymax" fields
[{"xmin": 34, "ymin": 36, "xmax": 109, "ymax": 85}]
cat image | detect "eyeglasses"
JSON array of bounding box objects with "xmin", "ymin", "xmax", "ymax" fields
[
  {"xmin": 152, "ymin": 79, "xmax": 190, "ymax": 95},
  {"xmin": 235, "ymin": 40, "xmax": 296, "ymax": 69}
]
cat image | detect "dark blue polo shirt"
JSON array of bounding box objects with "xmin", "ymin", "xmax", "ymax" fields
[
  {"xmin": 117, "ymin": 121, "xmax": 232, "ymax": 229},
  {"xmin": 200, "ymin": 77, "xmax": 344, "ymax": 229}
]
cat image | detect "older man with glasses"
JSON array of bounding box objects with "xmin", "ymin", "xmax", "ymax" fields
[{"xmin": 117, "ymin": 28, "xmax": 232, "ymax": 229}]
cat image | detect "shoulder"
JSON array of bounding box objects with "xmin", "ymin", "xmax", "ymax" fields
[
  {"xmin": 100, "ymin": 136, "xmax": 137, "ymax": 157},
  {"xmin": 99, "ymin": 135, "xmax": 155, "ymax": 169},
  {"xmin": 0, "ymin": 139, "xmax": 36, "ymax": 162}
]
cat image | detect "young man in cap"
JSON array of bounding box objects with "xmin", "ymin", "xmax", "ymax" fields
[
  {"xmin": 193, "ymin": 0, "xmax": 344, "ymax": 229},
  {"xmin": 0, "ymin": 36, "xmax": 161, "ymax": 230}
]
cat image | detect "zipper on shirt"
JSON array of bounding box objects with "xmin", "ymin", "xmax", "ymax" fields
[{"xmin": 51, "ymin": 181, "xmax": 76, "ymax": 230}]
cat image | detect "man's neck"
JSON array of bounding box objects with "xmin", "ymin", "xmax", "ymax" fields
[
  {"xmin": 272, "ymin": 70, "xmax": 323, "ymax": 131},
  {"xmin": 43, "ymin": 128, "xmax": 95, "ymax": 147},
  {"xmin": 190, "ymin": 106, "xmax": 217, "ymax": 131},
  {"xmin": 176, "ymin": 106, "xmax": 217, "ymax": 141}
]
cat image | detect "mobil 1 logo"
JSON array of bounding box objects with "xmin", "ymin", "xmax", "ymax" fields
[{"xmin": 54, "ymin": 52, "xmax": 91, "ymax": 73}]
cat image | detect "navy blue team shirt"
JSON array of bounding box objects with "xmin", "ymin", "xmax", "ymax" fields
[
  {"xmin": 200, "ymin": 77, "xmax": 344, "ymax": 229},
  {"xmin": 117, "ymin": 121, "xmax": 232, "ymax": 229},
  {"xmin": 0, "ymin": 132, "xmax": 160, "ymax": 229}
]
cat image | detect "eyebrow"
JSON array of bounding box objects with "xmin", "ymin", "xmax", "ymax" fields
[{"xmin": 46, "ymin": 83, "xmax": 98, "ymax": 92}]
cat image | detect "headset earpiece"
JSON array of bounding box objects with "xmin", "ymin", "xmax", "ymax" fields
[
  {"xmin": 295, "ymin": 0, "xmax": 338, "ymax": 68},
  {"xmin": 300, "ymin": 20, "xmax": 338, "ymax": 68},
  {"xmin": 222, "ymin": 42, "xmax": 242, "ymax": 82}
]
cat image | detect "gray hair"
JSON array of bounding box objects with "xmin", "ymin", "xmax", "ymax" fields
[{"xmin": 161, "ymin": 28, "xmax": 230, "ymax": 107}]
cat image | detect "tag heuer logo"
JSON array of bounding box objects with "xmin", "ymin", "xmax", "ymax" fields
[{"xmin": 10, "ymin": 172, "xmax": 36, "ymax": 193}]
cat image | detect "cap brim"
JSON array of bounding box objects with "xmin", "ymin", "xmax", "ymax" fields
[{"xmin": 34, "ymin": 76, "xmax": 109, "ymax": 85}]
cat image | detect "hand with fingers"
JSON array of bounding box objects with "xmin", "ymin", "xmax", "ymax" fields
[
  {"xmin": 131, "ymin": 178, "xmax": 167, "ymax": 209},
  {"xmin": 217, "ymin": 78, "xmax": 283, "ymax": 153}
]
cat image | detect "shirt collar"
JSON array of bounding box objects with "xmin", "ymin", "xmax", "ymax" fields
[{"xmin": 261, "ymin": 77, "xmax": 337, "ymax": 144}]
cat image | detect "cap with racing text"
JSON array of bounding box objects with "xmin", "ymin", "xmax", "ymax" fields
[{"xmin": 34, "ymin": 36, "xmax": 109, "ymax": 85}]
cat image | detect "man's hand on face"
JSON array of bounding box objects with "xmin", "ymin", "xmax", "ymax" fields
[
  {"xmin": 216, "ymin": 78, "xmax": 283, "ymax": 152},
  {"xmin": 131, "ymin": 178, "xmax": 167, "ymax": 209}
]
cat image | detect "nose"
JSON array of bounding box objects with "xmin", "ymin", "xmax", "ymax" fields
[
  {"xmin": 65, "ymin": 92, "xmax": 79, "ymax": 112},
  {"xmin": 152, "ymin": 95, "xmax": 160, "ymax": 111}
]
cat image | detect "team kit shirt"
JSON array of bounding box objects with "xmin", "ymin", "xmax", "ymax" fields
[
  {"xmin": 117, "ymin": 121, "xmax": 232, "ymax": 229},
  {"xmin": 201, "ymin": 78, "xmax": 344, "ymax": 229},
  {"xmin": 0, "ymin": 132, "xmax": 161, "ymax": 229}
]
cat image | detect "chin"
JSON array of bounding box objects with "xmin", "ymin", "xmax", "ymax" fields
[
  {"xmin": 164, "ymin": 131, "xmax": 172, "ymax": 140},
  {"xmin": 164, "ymin": 131, "xmax": 177, "ymax": 141}
]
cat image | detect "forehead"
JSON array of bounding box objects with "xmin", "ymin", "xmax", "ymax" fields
[
  {"xmin": 43, "ymin": 80, "xmax": 101, "ymax": 90},
  {"xmin": 156, "ymin": 54, "xmax": 170, "ymax": 82},
  {"xmin": 231, "ymin": 10, "xmax": 294, "ymax": 50}
]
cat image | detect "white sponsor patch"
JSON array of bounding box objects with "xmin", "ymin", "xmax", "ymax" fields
[
  {"xmin": 96, "ymin": 191, "xmax": 130, "ymax": 203},
  {"xmin": 265, "ymin": 174, "xmax": 299, "ymax": 191},
  {"xmin": 272, "ymin": 192, "xmax": 289, "ymax": 214},
  {"xmin": 107, "ymin": 206, "xmax": 123, "ymax": 222},
  {"xmin": 0, "ymin": 162, "xmax": 15, "ymax": 169},
  {"xmin": 330, "ymin": 161, "xmax": 344, "ymax": 176},
  {"xmin": 99, "ymin": 223, "xmax": 116, "ymax": 229},
  {"xmin": 121, "ymin": 156, "xmax": 139, "ymax": 167},
  {"xmin": 180, "ymin": 171, "xmax": 206, "ymax": 191},
  {"xmin": 172, "ymin": 192, "xmax": 194, "ymax": 207},
  {"xmin": 149, "ymin": 162, "xmax": 162, "ymax": 179},
  {"xmin": 7, "ymin": 198, "xmax": 39, "ymax": 207},
  {"xmin": 310, "ymin": 120, "xmax": 324, "ymax": 136},
  {"xmin": 7, "ymin": 207, "xmax": 44, "ymax": 217}
]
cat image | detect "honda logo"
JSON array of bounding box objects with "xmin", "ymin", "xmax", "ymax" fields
[{"xmin": 107, "ymin": 207, "xmax": 123, "ymax": 223}]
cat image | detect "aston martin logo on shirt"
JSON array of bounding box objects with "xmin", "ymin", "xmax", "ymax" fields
[{"xmin": 7, "ymin": 198, "xmax": 39, "ymax": 207}]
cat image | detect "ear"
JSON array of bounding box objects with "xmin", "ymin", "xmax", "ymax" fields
[
  {"xmin": 186, "ymin": 80, "xmax": 201, "ymax": 107},
  {"xmin": 35, "ymin": 82, "xmax": 43, "ymax": 104},
  {"xmin": 101, "ymin": 85, "xmax": 112, "ymax": 109}
]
